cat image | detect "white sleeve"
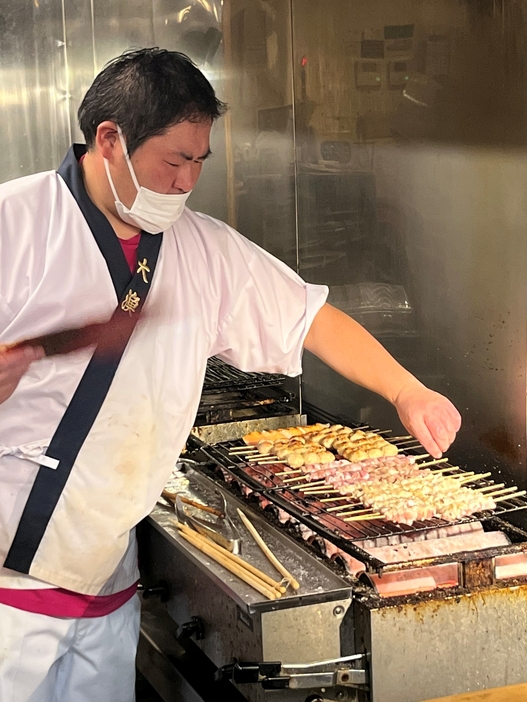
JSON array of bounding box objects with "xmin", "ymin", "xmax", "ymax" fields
[{"xmin": 210, "ymin": 234, "xmax": 328, "ymax": 376}]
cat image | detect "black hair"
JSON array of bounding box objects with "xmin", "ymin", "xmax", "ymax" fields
[{"xmin": 78, "ymin": 47, "xmax": 227, "ymax": 154}]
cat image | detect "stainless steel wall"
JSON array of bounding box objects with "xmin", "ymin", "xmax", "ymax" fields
[{"xmin": 0, "ymin": 0, "xmax": 227, "ymax": 219}]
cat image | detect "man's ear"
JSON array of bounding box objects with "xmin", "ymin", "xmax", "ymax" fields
[{"xmin": 95, "ymin": 121, "xmax": 120, "ymax": 162}]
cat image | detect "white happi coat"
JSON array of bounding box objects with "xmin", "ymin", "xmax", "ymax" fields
[{"xmin": 0, "ymin": 152, "xmax": 327, "ymax": 595}]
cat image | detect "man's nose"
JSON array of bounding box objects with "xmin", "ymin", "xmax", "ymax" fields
[{"xmin": 172, "ymin": 163, "xmax": 200, "ymax": 193}]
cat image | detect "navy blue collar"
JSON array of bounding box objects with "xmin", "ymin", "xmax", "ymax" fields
[{"xmin": 57, "ymin": 144, "xmax": 135, "ymax": 298}]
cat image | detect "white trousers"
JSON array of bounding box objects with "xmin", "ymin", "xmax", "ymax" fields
[{"xmin": 0, "ymin": 595, "xmax": 141, "ymax": 702}]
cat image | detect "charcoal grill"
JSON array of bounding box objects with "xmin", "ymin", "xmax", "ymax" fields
[
  {"xmin": 198, "ymin": 437, "xmax": 527, "ymax": 580},
  {"xmin": 138, "ymin": 413, "xmax": 527, "ymax": 702}
]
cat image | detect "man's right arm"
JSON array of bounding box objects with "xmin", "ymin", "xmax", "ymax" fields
[{"xmin": 0, "ymin": 346, "xmax": 44, "ymax": 405}]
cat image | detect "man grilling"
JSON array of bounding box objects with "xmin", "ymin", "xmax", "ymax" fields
[{"xmin": 0, "ymin": 48, "xmax": 460, "ymax": 702}]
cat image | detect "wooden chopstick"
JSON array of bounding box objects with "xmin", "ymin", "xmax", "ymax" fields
[
  {"xmin": 173, "ymin": 522, "xmax": 282, "ymax": 600},
  {"xmin": 161, "ymin": 490, "xmax": 224, "ymax": 518},
  {"xmin": 177, "ymin": 522, "xmax": 286, "ymax": 593},
  {"xmin": 237, "ymin": 509, "xmax": 300, "ymax": 591}
]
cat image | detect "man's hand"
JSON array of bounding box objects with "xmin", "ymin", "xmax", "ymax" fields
[
  {"xmin": 304, "ymin": 304, "xmax": 462, "ymax": 457},
  {"xmin": 0, "ymin": 345, "xmax": 44, "ymax": 405},
  {"xmin": 393, "ymin": 381, "xmax": 461, "ymax": 459}
]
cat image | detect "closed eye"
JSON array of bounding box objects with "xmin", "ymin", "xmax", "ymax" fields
[{"xmin": 165, "ymin": 159, "xmax": 206, "ymax": 167}]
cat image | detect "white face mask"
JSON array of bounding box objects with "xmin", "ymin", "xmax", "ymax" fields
[{"xmin": 103, "ymin": 126, "xmax": 191, "ymax": 234}]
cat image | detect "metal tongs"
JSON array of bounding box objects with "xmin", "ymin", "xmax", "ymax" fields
[{"xmin": 175, "ymin": 491, "xmax": 241, "ymax": 555}]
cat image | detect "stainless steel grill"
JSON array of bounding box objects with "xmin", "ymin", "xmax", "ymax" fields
[{"xmin": 140, "ymin": 419, "xmax": 527, "ymax": 702}]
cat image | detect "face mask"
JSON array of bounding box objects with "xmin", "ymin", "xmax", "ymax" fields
[{"xmin": 103, "ymin": 126, "xmax": 191, "ymax": 234}]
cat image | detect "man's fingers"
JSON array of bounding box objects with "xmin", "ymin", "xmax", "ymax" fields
[
  {"xmin": 0, "ymin": 346, "xmax": 44, "ymax": 370},
  {"xmin": 406, "ymin": 417, "xmax": 443, "ymax": 459},
  {"xmin": 0, "ymin": 346, "xmax": 44, "ymax": 405}
]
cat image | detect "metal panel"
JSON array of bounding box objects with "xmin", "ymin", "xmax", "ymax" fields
[
  {"xmin": 356, "ymin": 585, "xmax": 527, "ymax": 702},
  {"xmin": 223, "ymin": 0, "xmax": 297, "ymax": 269},
  {"xmin": 62, "ymin": 0, "xmax": 96, "ymax": 143},
  {"xmin": 152, "ymin": 0, "xmax": 228, "ymax": 222},
  {"xmin": 91, "ymin": 0, "xmax": 155, "ymax": 72},
  {"xmin": 0, "ymin": 0, "xmax": 70, "ymax": 183},
  {"xmin": 261, "ymin": 599, "xmax": 351, "ymax": 664}
]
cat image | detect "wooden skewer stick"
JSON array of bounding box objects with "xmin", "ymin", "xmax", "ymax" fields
[
  {"xmin": 303, "ymin": 488, "xmax": 340, "ymax": 495},
  {"xmin": 335, "ymin": 507, "xmax": 375, "ymax": 517},
  {"xmin": 418, "ymin": 458, "xmax": 449, "ymax": 468},
  {"xmin": 289, "ymin": 480, "xmax": 326, "ymax": 490},
  {"xmin": 457, "ymin": 472, "xmax": 492, "ymax": 484},
  {"xmin": 450, "ymin": 471, "xmax": 475, "ymax": 480},
  {"xmin": 248, "ymin": 456, "xmax": 281, "ymax": 464},
  {"xmin": 389, "ymin": 435, "xmax": 413, "ymax": 442},
  {"xmin": 176, "ymin": 522, "xmax": 286, "ymax": 594},
  {"xmin": 485, "ymin": 486, "xmax": 522, "ymax": 498},
  {"xmin": 282, "ymin": 473, "xmax": 309, "ymax": 485},
  {"xmin": 343, "ymin": 513, "xmax": 383, "ymax": 522},
  {"xmin": 161, "ymin": 490, "xmax": 224, "ymax": 518},
  {"xmin": 321, "ymin": 496, "xmax": 352, "ymax": 504},
  {"xmin": 430, "ymin": 465, "xmax": 462, "ymax": 474},
  {"xmin": 494, "ymin": 490, "xmax": 526, "ymax": 502},
  {"xmin": 414, "ymin": 454, "xmax": 431, "ymax": 461},
  {"xmin": 229, "ymin": 447, "xmax": 259, "ymax": 454},
  {"xmin": 276, "ymin": 469, "xmax": 302, "ymax": 476},
  {"xmin": 174, "ymin": 523, "xmax": 281, "ymax": 600},
  {"xmin": 237, "ymin": 509, "xmax": 300, "ymax": 590},
  {"xmin": 477, "ymin": 483, "xmax": 505, "ymax": 492}
]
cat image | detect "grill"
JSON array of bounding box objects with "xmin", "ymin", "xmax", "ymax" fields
[
  {"xmin": 140, "ymin": 413, "xmax": 527, "ymax": 702},
  {"xmin": 195, "ymin": 358, "xmax": 297, "ymax": 426},
  {"xmin": 195, "ymin": 436, "xmax": 527, "ymax": 576},
  {"xmin": 204, "ymin": 357, "xmax": 286, "ymax": 393}
]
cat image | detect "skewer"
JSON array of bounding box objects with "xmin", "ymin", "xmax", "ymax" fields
[
  {"xmin": 334, "ymin": 507, "xmax": 375, "ymax": 517},
  {"xmin": 236, "ymin": 509, "xmax": 300, "ymax": 590},
  {"xmin": 495, "ymin": 490, "xmax": 526, "ymax": 502},
  {"xmin": 247, "ymin": 457, "xmax": 282, "ymax": 465},
  {"xmin": 283, "ymin": 474, "xmax": 310, "ymax": 483},
  {"xmin": 417, "ymin": 458, "xmax": 449, "ymax": 468},
  {"xmin": 390, "ymin": 435, "xmax": 413, "ymax": 442},
  {"xmin": 414, "ymin": 454, "xmax": 431, "ymax": 461},
  {"xmin": 328, "ymin": 504, "xmax": 360, "ymax": 512},
  {"xmin": 456, "ymin": 472, "xmax": 492, "ymax": 484},
  {"xmin": 476, "ymin": 482, "xmax": 505, "ymax": 493},
  {"xmin": 485, "ymin": 486, "xmax": 523, "ymax": 498},
  {"xmin": 276, "ymin": 469, "xmax": 302, "ymax": 476},
  {"xmin": 343, "ymin": 513, "xmax": 383, "ymax": 522},
  {"xmin": 288, "ymin": 480, "xmax": 325, "ymax": 490},
  {"xmin": 303, "ymin": 488, "xmax": 340, "ymax": 495},
  {"xmin": 174, "ymin": 523, "xmax": 281, "ymax": 600},
  {"xmin": 430, "ymin": 465, "xmax": 462, "ymax": 474},
  {"xmin": 229, "ymin": 445, "xmax": 259, "ymax": 452},
  {"xmin": 326, "ymin": 500, "xmax": 356, "ymax": 511}
]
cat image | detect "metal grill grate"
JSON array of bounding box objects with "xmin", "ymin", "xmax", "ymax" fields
[
  {"xmin": 203, "ymin": 357, "xmax": 286, "ymax": 394},
  {"xmin": 198, "ymin": 438, "xmax": 527, "ymax": 573}
]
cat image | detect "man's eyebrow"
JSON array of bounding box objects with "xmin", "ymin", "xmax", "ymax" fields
[{"xmin": 174, "ymin": 149, "xmax": 212, "ymax": 161}]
